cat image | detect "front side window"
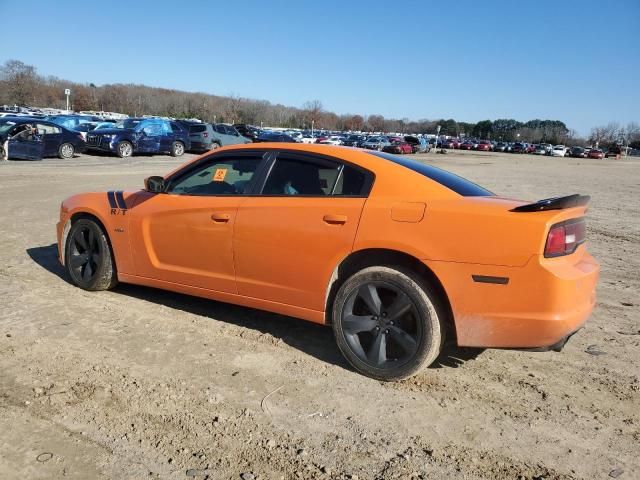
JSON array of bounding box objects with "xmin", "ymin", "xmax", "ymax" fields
[{"xmin": 167, "ymin": 155, "xmax": 262, "ymax": 196}]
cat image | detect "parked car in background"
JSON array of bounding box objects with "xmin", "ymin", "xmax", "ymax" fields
[
  {"xmin": 476, "ymin": 141, "xmax": 492, "ymax": 151},
  {"xmin": 459, "ymin": 141, "xmax": 474, "ymax": 150},
  {"xmin": 211, "ymin": 124, "xmax": 252, "ymax": 148},
  {"xmin": 404, "ymin": 136, "xmax": 430, "ymax": 153},
  {"xmin": 551, "ymin": 145, "xmax": 567, "ymax": 157},
  {"xmin": 46, "ymin": 114, "xmax": 103, "ymax": 130},
  {"xmin": 299, "ymin": 133, "xmax": 317, "ymax": 144},
  {"xmin": 254, "ymin": 131, "xmax": 298, "ymax": 143},
  {"xmin": 588, "ymin": 149, "xmax": 604, "ymax": 159},
  {"xmin": 72, "ymin": 121, "xmax": 118, "ymax": 140},
  {"xmin": 319, "ymin": 135, "xmax": 344, "ymax": 145},
  {"xmin": 539, "ymin": 143, "xmax": 553, "ymax": 155},
  {"xmin": 568, "ymin": 146, "xmax": 587, "ymax": 158},
  {"xmin": 606, "ymin": 145, "xmax": 622, "ymax": 158},
  {"xmin": 511, "ymin": 142, "xmax": 527, "ymax": 153},
  {"xmin": 382, "ymin": 139, "xmax": 413, "ymax": 154},
  {"xmin": 533, "ymin": 144, "xmax": 546, "ymax": 155},
  {"xmin": 176, "ymin": 122, "xmax": 215, "ymax": 152},
  {"xmin": 233, "ymin": 124, "xmax": 260, "ymax": 142},
  {"xmin": 0, "ymin": 117, "xmax": 86, "ymax": 160},
  {"xmin": 443, "ymin": 139, "xmax": 460, "ymax": 149},
  {"xmin": 494, "ymin": 142, "xmax": 507, "ymax": 152},
  {"xmin": 85, "ymin": 118, "xmax": 190, "ymax": 158},
  {"xmin": 342, "ymin": 134, "xmax": 365, "ymax": 147},
  {"xmin": 362, "ymin": 136, "xmax": 391, "ymax": 151}
]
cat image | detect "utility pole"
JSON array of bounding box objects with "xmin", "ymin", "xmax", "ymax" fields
[{"xmin": 64, "ymin": 89, "xmax": 71, "ymax": 112}]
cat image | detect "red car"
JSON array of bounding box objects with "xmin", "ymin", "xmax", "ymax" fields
[
  {"xmin": 588, "ymin": 149, "xmax": 604, "ymax": 159},
  {"xmin": 459, "ymin": 141, "xmax": 474, "ymax": 150},
  {"xmin": 444, "ymin": 139, "xmax": 460, "ymax": 149},
  {"xmin": 383, "ymin": 140, "xmax": 413, "ymax": 154},
  {"xmin": 476, "ymin": 141, "xmax": 492, "ymax": 151}
]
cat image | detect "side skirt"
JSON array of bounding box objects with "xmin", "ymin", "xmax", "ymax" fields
[{"xmin": 117, "ymin": 273, "xmax": 326, "ymax": 325}]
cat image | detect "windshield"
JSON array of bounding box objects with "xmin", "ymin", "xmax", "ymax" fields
[{"xmin": 113, "ymin": 119, "xmax": 142, "ymax": 129}]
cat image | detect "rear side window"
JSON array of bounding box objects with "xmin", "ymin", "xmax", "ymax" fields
[
  {"xmin": 262, "ymin": 155, "xmax": 371, "ymax": 196},
  {"xmin": 170, "ymin": 122, "xmax": 184, "ymax": 133},
  {"xmin": 369, "ymin": 151, "xmax": 492, "ymax": 197},
  {"xmin": 189, "ymin": 125, "xmax": 207, "ymax": 133}
]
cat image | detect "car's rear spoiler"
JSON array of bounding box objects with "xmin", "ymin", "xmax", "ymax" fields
[{"xmin": 510, "ymin": 194, "xmax": 590, "ymax": 212}]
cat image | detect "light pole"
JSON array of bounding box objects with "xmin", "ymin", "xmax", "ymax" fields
[
  {"xmin": 64, "ymin": 89, "xmax": 71, "ymax": 112},
  {"xmin": 312, "ymin": 120, "xmax": 315, "ymax": 137}
]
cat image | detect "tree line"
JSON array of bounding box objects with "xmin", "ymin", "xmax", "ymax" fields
[{"xmin": 1, "ymin": 59, "xmax": 637, "ymax": 148}]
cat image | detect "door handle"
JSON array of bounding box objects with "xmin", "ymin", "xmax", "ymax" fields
[
  {"xmin": 211, "ymin": 213, "xmax": 231, "ymax": 223},
  {"xmin": 323, "ymin": 214, "xmax": 347, "ymax": 225}
]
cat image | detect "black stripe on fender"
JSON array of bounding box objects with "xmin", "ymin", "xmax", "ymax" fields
[
  {"xmin": 107, "ymin": 191, "xmax": 117, "ymax": 209},
  {"xmin": 115, "ymin": 191, "xmax": 127, "ymax": 209},
  {"xmin": 472, "ymin": 275, "xmax": 509, "ymax": 285}
]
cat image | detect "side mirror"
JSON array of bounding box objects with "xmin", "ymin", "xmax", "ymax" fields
[{"xmin": 144, "ymin": 176, "xmax": 165, "ymax": 193}]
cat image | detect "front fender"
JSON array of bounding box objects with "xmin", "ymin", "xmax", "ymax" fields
[{"xmin": 57, "ymin": 191, "xmax": 137, "ymax": 275}]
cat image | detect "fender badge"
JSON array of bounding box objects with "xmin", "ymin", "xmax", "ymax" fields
[{"xmin": 114, "ymin": 227, "xmax": 125, "ymax": 233}]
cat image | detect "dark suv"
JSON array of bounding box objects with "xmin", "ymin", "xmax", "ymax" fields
[{"xmin": 85, "ymin": 118, "xmax": 190, "ymax": 158}]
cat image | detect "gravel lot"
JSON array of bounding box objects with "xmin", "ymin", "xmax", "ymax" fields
[{"xmin": 0, "ymin": 149, "xmax": 638, "ymax": 480}]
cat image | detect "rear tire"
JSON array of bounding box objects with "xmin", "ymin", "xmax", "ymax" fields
[
  {"xmin": 65, "ymin": 218, "xmax": 118, "ymax": 291},
  {"xmin": 58, "ymin": 143, "xmax": 75, "ymax": 159},
  {"xmin": 332, "ymin": 266, "xmax": 444, "ymax": 381},
  {"xmin": 171, "ymin": 141, "xmax": 185, "ymax": 157}
]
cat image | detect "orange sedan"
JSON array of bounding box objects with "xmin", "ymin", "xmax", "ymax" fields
[{"xmin": 56, "ymin": 143, "xmax": 599, "ymax": 380}]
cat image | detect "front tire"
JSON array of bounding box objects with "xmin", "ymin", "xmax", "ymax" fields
[
  {"xmin": 117, "ymin": 141, "xmax": 133, "ymax": 158},
  {"xmin": 59, "ymin": 143, "xmax": 75, "ymax": 159},
  {"xmin": 65, "ymin": 218, "xmax": 118, "ymax": 291},
  {"xmin": 171, "ymin": 141, "xmax": 185, "ymax": 157},
  {"xmin": 332, "ymin": 266, "xmax": 444, "ymax": 381}
]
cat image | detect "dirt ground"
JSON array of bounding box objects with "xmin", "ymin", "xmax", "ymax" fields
[{"xmin": 0, "ymin": 149, "xmax": 638, "ymax": 480}]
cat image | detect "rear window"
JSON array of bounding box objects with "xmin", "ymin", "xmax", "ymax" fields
[
  {"xmin": 369, "ymin": 151, "xmax": 493, "ymax": 197},
  {"xmin": 189, "ymin": 125, "xmax": 207, "ymax": 133}
]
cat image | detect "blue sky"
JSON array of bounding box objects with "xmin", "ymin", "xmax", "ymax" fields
[{"xmin": 1, "ymin": 0, "xmax": 638, "ymax": 135}]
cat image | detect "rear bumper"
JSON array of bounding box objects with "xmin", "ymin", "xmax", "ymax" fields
[
  {"xmin": 425, "ymin": 247, "xmax": 599, "ymax": 348},
  {"xmin": 189, "ymin": 140, "xmax": 210, "ymax": 151}
]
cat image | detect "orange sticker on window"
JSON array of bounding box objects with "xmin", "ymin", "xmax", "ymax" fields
[{"xmin": 213, "ymin": 168, "xmax": 227, "ymax": 182}]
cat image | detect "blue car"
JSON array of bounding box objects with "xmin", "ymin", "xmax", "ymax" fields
[
  {"xmin": 0, "ymin": 117, "xmax": 86, "ymax": 160},
  {"xmin": 85, "ymin": 118, "xmax": 190, "ymax": 158},
  {"xmin": 46, "ymin": 114, "xmax": 103, "ymax": 130}
]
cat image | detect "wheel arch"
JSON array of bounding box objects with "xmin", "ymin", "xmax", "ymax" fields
[
  {"xmin": 66, "ymin": 211, "xmax": 118, "ymax": 274},
  {"xmin": 325, "ymin": 248, "xmax": 456, "ymax": 342}
]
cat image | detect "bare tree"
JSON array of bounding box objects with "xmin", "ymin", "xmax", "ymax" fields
[
  {"xmin": 302, "ymin": 100, "xmax": 323, "ymax": 127},
  {"xmin": 0, "ymin": 59, "xmax": 38, "ymax": 105}
]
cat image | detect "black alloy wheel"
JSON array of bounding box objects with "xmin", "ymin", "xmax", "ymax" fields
[
  {"xmin": 342, "ymin": 281, "xmax": 421, "ymax": 368},
  {"xmin": 65, "ymin": 219, "xmax": 117, "ymax": 291},
  {"xmin": 332, "ymin": 266, "xmax": 444, "ymax": 381}
]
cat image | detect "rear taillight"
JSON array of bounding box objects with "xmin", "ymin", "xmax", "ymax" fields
[{"xmin": 544, "ymin": 219, "xmax": 586, "ymax": 257}]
